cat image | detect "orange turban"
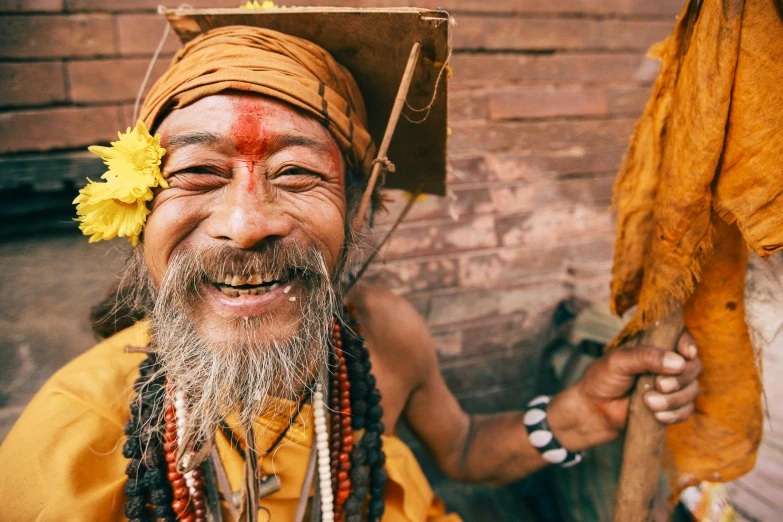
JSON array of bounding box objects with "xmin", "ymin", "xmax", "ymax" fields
[{"xmin": 140, "ymin": 26, "xmax": 376, "ymax": 176}]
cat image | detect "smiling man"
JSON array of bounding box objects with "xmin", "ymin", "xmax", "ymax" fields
[{"xmin": 0, "ymin": 16, "xmax": 701, "ymax": 522}]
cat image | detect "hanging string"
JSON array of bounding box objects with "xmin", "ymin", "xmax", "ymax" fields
[
  {"xmin": 402, "ymin": 15, "xmax": 454, "ymax": 125},
  {"xmin": 132, "ymin": 22, "xmax": 170, "ymax": 123}
]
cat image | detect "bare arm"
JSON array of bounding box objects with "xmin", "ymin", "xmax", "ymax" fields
[{"xmin": 403, "ymin": 317, "xmax": 702, "ymax": 486}]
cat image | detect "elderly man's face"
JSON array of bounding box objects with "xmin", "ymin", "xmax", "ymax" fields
[{"xmin": 144, "ymin": 92, "xmax": 347, "ymax": 346}]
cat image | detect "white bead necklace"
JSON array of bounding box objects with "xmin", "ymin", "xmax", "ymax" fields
[
  {"xmin": 313, "ymin": 382, "xmax": 334, "ymax": 521},
  {"xmin": 173, "ymin": 390, "xmax": 197, "ymax": 498}
]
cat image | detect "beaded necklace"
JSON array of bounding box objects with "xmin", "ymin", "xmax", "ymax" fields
[{"xmin": 122, "ymin": 307, "xmax": 387, "ymax": 521}]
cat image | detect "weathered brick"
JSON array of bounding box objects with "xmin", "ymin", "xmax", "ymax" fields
[
  {"xmin": 459, "ymin": 237, "xmax": 615, "ymax": 287},
  {"xmin": 431, "ymin": 328, "xmax": 462, "ymax": 358},
  {"xmin": 489, "ymin": 86, "xmax": 608, "ymax": 120},
  {"xmin": 449, "ymin": 91, "xmax": 488, "ymax": 122},
  {"xmin": 456, "ymin": 384, "xmax": 534, "ymax": 415},
  {"xmin": 381, "ymin": 215, "xmax": 497, "ymax": 260},
  {"xmin": 68, "ymin": 57, "xmax": 171, "ymax": 103},
  {"xmin": 449, "ymin": 147, "xmax": 626, "ymax": 184},
  {"xmin": 0, "ymin": 0, "xmax": 62, "ymax": 11},
  {"xmin": 569, "ymin": 271, "xmax": 612, "ymax": 302},
  {"xmin": 365, "ymin": 256, "xmax": 459, "ymax": 293},
  {"xmin": 374, "ymin": 178, "xmax": 613, "ymax": 225},
  {"xmin": 0, "ymin": 62, "xmax": 66, "ymax": 107},
  {"xmin": 452, "ymin": 175, "xmax": 615, "ymax": 219},
  {"xmin": 458, "ymin": 312, "xmax": 530, "ymax": 357},
  {"xmin": 441, "ymin": 347, "xmax": 542, "ymax": 395},
  {"xmin": 116, "ymin": 14, "xmax": 181, "ymax": 55},
  {"xmin": 373, "ymin": 189, "xmax": 450, "ymax": 226},
  {"xmin": 424, "ymin": 278, "xmax": 569, "ymax": 328},
  {"xmin": 118, "ymin": 103, "xmax": 137, "ymax": 128},
  {"xmin": 449, "ymin": 118, "xmax": 635, "ymax": 154},
  {"xmin": 0, "ymin": 15, "xmax": 114, "ymax": 58},
  {"xmin": 450, "ymin": 53, "xmax": 660, "ymax": 88},
  {"xmin": 495, "ymin": 206, "xmax": 614, "ymax": 248},
  {"xmin": 443, "ymin": 0, "xmax": 683, "ymax": 15},
  {"xmin": 607, "ymin": 86, "xmax": 652, "ymax": 115},
  {"xmin": 454, "ymin": 16, "xmax": 671, "ymax": 52},
  {"xmin": 0, "ymin": 106, "xmax": 123, "ymax": 153},
  {"xmin": 0, "ymin": 152, "xmax": 103, "ymax": 191}
]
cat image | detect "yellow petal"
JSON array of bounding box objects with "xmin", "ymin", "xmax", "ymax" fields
[{"xmin": 78, "ymin": 120, "xmax": 167, "ymax": 243}]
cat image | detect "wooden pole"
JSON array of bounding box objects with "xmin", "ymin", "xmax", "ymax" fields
[
  {"xmin": 613, "ymin": 308, "xmax": 684, "ymax": 522},
  {"xmin": 352, "ymin": 42, "xmax": 421, "ymax": 233}
]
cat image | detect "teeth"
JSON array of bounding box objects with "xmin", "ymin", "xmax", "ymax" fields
[
  {"xmin": 283, "ymin": 285, "xmax": 291, "ymax": 294},
  {"xmin": 215, "ymin": 273, "xmax": 286, "ymax": 289},
  {"xmin": 217, "ymin": 283, "xmax": 282, "ymax": 297}
]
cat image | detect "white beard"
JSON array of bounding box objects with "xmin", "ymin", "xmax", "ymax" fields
[{"xmin": 147, "ymin": 243, "xmax": 340, "ymax": 444}]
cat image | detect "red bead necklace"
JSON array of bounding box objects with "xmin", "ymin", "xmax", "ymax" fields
[
  {"xmin": 164, "ymin": 390, "xmax": 207, "ymax": 522},
  {"xmin": 329, "ymin": 321, "xmax": 353, "ymax": 521}
]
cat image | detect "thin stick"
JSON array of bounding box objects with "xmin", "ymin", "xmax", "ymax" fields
[
  {"xmin": 294, "ymin": 441, "xmax": 318, "ymax": 522},
  {"xmin": 346, "ymin": 188, "xmax": 421, "ymax": 292},
  {"xmin": 613, "ymin": 308, "xmax": 684, "ymax": 522},
  {"xmin": 352, "ymin": 42, "xmax": 422, "ymax": 234}
]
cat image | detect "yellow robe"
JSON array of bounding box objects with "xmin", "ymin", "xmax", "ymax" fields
[{"xmin": 0, "ymin": 322, "xmax": 460, "ymax": 522}]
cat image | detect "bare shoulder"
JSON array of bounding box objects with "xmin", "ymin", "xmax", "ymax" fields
[{"xmin": 346, "ymin": 284, "xmax": 435, "ymax": 389}]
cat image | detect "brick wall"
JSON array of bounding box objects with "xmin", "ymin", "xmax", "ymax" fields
[{"xmin": 0, "ymin": 0, "xmax": 679, "ymax": 513}]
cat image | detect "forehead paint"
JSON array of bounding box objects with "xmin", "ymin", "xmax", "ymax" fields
[
  {"xmin": 230, "ymin": 98, "xmax": 268, "ymax": 157},
  {"xmin": 230, "ymin": 98, "xmax": 269, "ymax": 191}
]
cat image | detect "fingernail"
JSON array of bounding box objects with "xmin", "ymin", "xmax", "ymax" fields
[
  {"xmin": 688, "ymin": 344, "xmax": 698, "ymax": 358},
  {"xmin": 664, "ymin": 352, "xmax": 685, "ymax": 371},
  {"xmin": 647, "ymin": 394, "xmax": 667, "ymax": 410},
  {"xmin": 658, "ymin": 377, "xmax": 678, "ymax": 393},
  {"xmin": 655, "ymin": 411, "xmax": 677, "ymax": 423}
]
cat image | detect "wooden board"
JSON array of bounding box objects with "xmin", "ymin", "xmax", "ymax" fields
[{"xmin": 161, "ymin": 7, "xmax": 452, "ymax": 196}]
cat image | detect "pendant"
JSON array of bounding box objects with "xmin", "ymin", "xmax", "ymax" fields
[{"xmin": 258, "ymin": 473, "xmax": 282, "ymax": 499}]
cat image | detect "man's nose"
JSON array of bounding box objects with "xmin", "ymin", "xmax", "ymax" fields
[{"xmin": 207, "ymin": 183, "xmax": 294, "ymax": 249}]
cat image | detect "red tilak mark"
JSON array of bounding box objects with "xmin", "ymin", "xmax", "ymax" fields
[
  {"xmin": 231, "ymin": 98, "xmax": 268, "ymax": 157},
  {"xmin": 231, "ymin": 98, "xmax": 269, "ymax": 193}
]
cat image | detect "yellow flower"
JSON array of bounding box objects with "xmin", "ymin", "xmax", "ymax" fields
[
  {"xmin": 75, "ymin": 120, "xmax": 167, "ymax": 245},
  {"xmin": 74, "ymin": 178, "xmax": 153, "ymax": 246},
  {"xmin": 88, "ymin": 120, "xmax": 168, "ymax": 190},
  {"xmin": 241, "ymin": 0, "xmax": 280, "ymax": 9}
]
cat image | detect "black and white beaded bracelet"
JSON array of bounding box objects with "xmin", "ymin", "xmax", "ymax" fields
[{"xmin": 523, "ymin": 396, "xmax": 584, "ymax": 468}]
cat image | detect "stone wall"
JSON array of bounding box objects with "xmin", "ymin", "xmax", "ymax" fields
[{"xmin": 0, "ymin": 0, "xmax": 681, "ymax": 515}]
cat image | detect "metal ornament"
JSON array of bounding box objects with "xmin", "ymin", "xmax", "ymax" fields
[{"xmin": 257, "ymin": 473, "xmax": 282, "ymax": 499}]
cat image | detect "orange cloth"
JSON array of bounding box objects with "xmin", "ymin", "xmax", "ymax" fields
[
  {"xmin": 610, "ymin": 0, "xmax": 780, "ymax": 488},
  {"xmin": 0, "ymin": 322, "xmax": 461, "ymax": 522},
  {"xmin": 141, "ymin": 26, "xmax": 376, "ymax": 176},
  {"xmin": 667, "ymin": 215, "xmax": 762, "ymax": 488}
]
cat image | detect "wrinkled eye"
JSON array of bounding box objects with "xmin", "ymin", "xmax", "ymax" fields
[
  {"xmin": 165, "ymin": 165, "xmax": 229, "ymax": 191},
  {"xmin": 274, "ymin": 166, "xmax": 321, "ymax": 191},
  {"xmin": 281, "ymin": 167, "xmax": 318, "ymax": 177},
  {"xmin": 170, "ymin": 166, "xmax": 215, "ymax": 176}
]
